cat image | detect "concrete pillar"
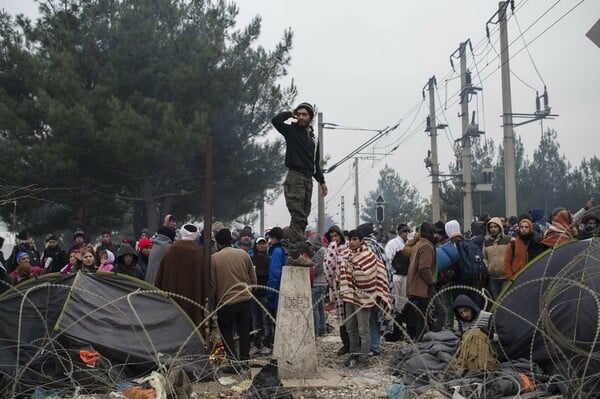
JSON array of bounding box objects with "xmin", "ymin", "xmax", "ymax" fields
[{"xmin": 273, "ymin": 266, "xmax": 318, "ymax": 379}]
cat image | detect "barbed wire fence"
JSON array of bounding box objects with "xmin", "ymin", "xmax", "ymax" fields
[{"xmin": 1, "ymin": 238, "xmax": 599, "ymax": 398}]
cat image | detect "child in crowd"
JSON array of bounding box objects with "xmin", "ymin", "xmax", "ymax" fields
[
  {"xmin": 8, "ymin": 251, "xmax": 42, "ymax": 285},
  {"xmin": 97, "ymin": 249, "xmax": 115, "ymax": 272}
]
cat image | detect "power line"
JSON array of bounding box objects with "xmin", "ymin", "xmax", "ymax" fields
[
  {"xmin": 513, "ymin": 11, "xmax": 546, "ymax": 86},
  {"xmin": 480, "ymin": 0, "xmax": 587, "ymax": 84},
  {"xmin": 375, "ymin": 99, "xmax": 426, "ymax": 151},
  {"xmin": 437, "ymin": 0, "xmax": 586, "ymax": 123},
  {"xmin": 328, "ymin": 0, "xmax": 585, "ymax": 207}
]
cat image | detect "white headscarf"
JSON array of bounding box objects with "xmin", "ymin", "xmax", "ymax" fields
[{"xmin": 180, "ymin": 224, "xmax": 199, "ymax": 241}]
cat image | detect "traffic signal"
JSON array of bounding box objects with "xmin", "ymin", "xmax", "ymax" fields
[{"xmin": 376, "ymin": 205, "xmax": 384, "ymax": 224}]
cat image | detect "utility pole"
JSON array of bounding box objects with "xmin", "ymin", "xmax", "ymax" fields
[
  {"xmin": 499, "ymin": 1, "xmax": 517, "ymax": 218},
  {"xmin": 459, "ymin": 41, "xmax": 473, "ymax": 230},
  {"xmin": 259, "ymin": 199, "xmax": 264, "ymax": 237},
  {"xmin": 202, "ymin": 136, "xmax": 213, "ymax": 342},
  {"xmin": 353, "ymin": 158, "xmax": 360, "ymax": 228},
  {"xmin": 317, "ymin": 112, "xmax": 325, "ymax": 233},
  {"xmin": 426, "ymin": 76, "xmax": 441, "ymax": 222},
  {"xmin": 341, "ymin": 196, "xmax": 345, "ymax": 231}
]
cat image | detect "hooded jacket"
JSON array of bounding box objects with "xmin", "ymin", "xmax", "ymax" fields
[
  {"xmin": 324, "ymin": 225, "xmax": 345, "ymax": 245},
  {"xmin": 114, "ymin": 244, "xmax": 144, "ymax": 279},
  {"xmin": 578, "ymin": 212, "xmax": 600, "ymax": 240},
  {"xmin": 529, "ymin": 208, "xmax": 547, "ymax": 233},
  {"xmin": 266, "ymin": 242, "xmax": 286, "ymax": 310},
  {"xmin": 453, "ymin": 294, "xmax": 492, "ymax": 335},
  {"xmin": 504, "ymin": 219, "xmax": 546, "ymax": 280},
  {"xmin": 97, "ymin": 249, "xmax": 115, "ymax": 272},
  {"xmin": 483, "ymin": 217, "xmax": 511, "ymax": 279},
  {"xmin": 145, "ymin": 233, "xmax": 172, "ymax": 284},
  {"xmin": 251, "ymin": 239, "xmax": 270, "ymax": 297}
]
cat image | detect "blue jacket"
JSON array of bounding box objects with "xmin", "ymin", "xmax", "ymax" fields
[
  {"xmin": 266, "ymin": 244, "xmax": 287, "ymax": 310},
  {"xmin": 436, "ymin": 240, "xmax": 460, "ymax": 272}
]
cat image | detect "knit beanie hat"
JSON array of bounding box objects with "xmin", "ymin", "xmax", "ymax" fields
[
  {"xmin": 138, "ymin": 237, "xmax": 153, "ymax": 251},
  {"xmin": 357, "ymin": 222, "xmax": 374, "ymax": 237},
  {"xmin": 73, "ymin": 228, "xmax": 85, "ymax": 239},
  {"xmin": 16, "ymin": 230, "xmax": 28, "ymax": 241},
  {"xmin": 295, "ymin": 102, "xmax": 314, "ymax": 119},
  {"xmin": 140, "ymin": 228, "xmax": 151, "ymax": 237},
  {"xmin": 16, "ymin": 251, "xmax": 29, "ymax": 263},
  {"xmin": 157, "ymin": 227, "xmax": 176, "ymax": 242},
  {"xmin": 398, "ymin": 224, "xmax": 411, "ymax": 234}
]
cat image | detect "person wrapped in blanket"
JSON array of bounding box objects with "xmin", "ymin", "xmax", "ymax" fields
[{"xmin": 449, "ymin": 294, "xmax": 498, "ymax": 371}]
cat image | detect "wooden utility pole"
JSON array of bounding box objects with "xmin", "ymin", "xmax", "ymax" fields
[
  {"xmin": 259, "ymin": 199, "xmax": 264, "ymax": 238},
  {"xmin": 317, "ymin": 112, "xmax": 325, "ymax": 234},
  {"xmin": 202, "ymin": 136, "xmax": 212, "ymax": 340}
]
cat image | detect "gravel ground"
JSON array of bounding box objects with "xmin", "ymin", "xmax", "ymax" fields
[{"xmin": 191, "ymin": 329, "xmax": 407, "ymax": 399}]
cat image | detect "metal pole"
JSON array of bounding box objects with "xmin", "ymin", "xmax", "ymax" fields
[
  {"xmin": 341, "ymin": 196, "xmax": 345, "ymax": 231},
  {"xmin": 354, "ymin": 158, "xmax": 360, "ymax": 228},
  {"xmin": 202, "ymin": 136, "xmax": 213, "ymax": 340},
  {"xmin": 428, "ymin": 76, "xmax": 441, "ymax": 222},
  {"xmin": 317, "ymin": 112, "xmax": 325, "ymax": 234},
  {"xmin": 259, "ymin": 198, "xmax": 264, "ymax": 237},
  {"xmin": 459, "ymin": 41, "xmax": 473, "ymax": 230},
  {"xmin": 500, "ymin": 1, "xmax": 517, "ymax": 218}
]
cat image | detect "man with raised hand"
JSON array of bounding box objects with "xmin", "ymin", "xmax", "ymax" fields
[{"xmin": 272, "ymin": 102, "xmax": 328, "ymax": 264}]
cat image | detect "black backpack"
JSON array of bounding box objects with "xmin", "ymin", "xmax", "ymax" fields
[
  {"xmin": 391, "ymin": 250, "xmax": 410, "ymax": 276},
  {"xmin": 454, "ymin": 237, "xmax": 488, "ymax": 282}
]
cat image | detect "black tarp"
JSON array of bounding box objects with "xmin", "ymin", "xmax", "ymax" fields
[
  {"xmin": 0, "ymin": 272, "xmax": 209, "ymax": 395},
  {"xmin": 493, "ymin": 238, "xmax": 600, "ymax": 395}
]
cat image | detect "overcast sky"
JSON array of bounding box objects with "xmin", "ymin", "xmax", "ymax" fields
[{"xmin": 2, "ymin": 0, "xmax": 599, "ymax": 233}]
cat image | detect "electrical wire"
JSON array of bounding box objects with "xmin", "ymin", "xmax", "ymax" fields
[
  {"xmin": 324, "ymin": 0, "xmax": 585, "ymax": 203},
  {"xmin": 479, "ymin": 0, "xmax": 587, "ymax": 85},
  {"xmin": 323, "ymin": 125, "xmax": 386, "ymax": 132},
  {"xmin": 469, "ymin": 44, "xmax": 487, "ymax": 136},
  {"xmin": 433, "ymin": 0, "xmax": 586, "ymax": 126},
  {"xmin": 325, "ymin": 163, "xmax": 354, "ymax": 206},
  {"xmin": 375, "ymin": 99, "xmax": 426, "ymax": 151},
  {"xmin": 487, "ymin": 39, "xmax": 539, "ymax": 92},
  {"xmin": 435, "ymin": 84, "xmax": 456, "ymax": 148},
  {"xmin": 513, "ymin": 11, "xmax": 546, "ymax": 86}
]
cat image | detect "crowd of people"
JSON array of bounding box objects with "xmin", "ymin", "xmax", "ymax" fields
[{"xmin": 0, "ymin": 197, "xmax": 599, "ymax": 374}]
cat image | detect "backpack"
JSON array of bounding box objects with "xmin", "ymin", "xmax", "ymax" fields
[
  {"xmin": 454, "ymin": 237, "xmax": 488, "ymax": 283},
  {"xmin": 391, "ymin": 250, "xmax": 410, "ymax": 275},
  {"xmin": 391, "ymin": 236, "xmax": 420, "ymax": 276}
]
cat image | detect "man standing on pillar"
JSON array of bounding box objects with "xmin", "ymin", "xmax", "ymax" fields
[{"xmin": 272, "ymin": 102, "xmax": 328, "ymax": 263}]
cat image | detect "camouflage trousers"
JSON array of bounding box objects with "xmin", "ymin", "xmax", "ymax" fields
[{"xmin": 284, "ymin": 169, "xmax": 313, "ymax": 242}]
